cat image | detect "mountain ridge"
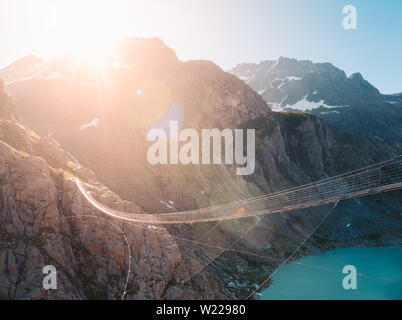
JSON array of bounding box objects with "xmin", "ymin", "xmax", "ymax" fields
[
  {"xmin": 230, "ymin": 56, "xmax": 402, "ymax": 167},
  {"xmin": 1, "ymin": 39, "xmax": 401, "ymax": 299}
]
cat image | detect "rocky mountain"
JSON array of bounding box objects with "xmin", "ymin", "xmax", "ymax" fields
[
  {"xmin": 1, "ymin": 38, "xmax": 312, "ymax": 214},
  {"xmin": 1, "ymin": 39, "xmax": 401, "ymax": 299},
  {"xmin": 0, "ymin": 78, "xmax": 236, "ymax": 299},
  {"xmin": 230, "ymin": 57, "xmax": 402, "ymax": 166}
]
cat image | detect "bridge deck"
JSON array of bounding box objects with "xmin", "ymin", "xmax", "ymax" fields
[{"xmin": 75, "ymin": 156, "xmax": 402, "ymax": 224}]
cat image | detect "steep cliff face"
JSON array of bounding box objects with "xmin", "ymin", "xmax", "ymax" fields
[
  {"xmin": 241, "ymin": 112, "xmax": 336, "ymax": 189},
  {"xmin": 0, "ymin": 39, "xmax": 336, "ymax": 215},
  {"xmin": 0, "ymin": 80, "xmax": 20, "ymax": 122},
  {"xmin": 0, "ymin": 83, "xmax": 234, "ymax": 299}
]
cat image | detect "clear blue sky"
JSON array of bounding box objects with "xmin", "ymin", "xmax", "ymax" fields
[{"xmin": 0, "ymin": 0, "xmax": 401, "ymax": 93}]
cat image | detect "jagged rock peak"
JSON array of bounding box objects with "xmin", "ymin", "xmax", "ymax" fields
[
  {"xmin": 269, "ymin": 56, "xmax": 344, "ymax": 76},
  {"xmin": 349, "ymin": 72, "xmax": 363, "ymax": 80},
  {"xmin": 115, "ymin": 36, "xmax": 179, "ymax": 66}
]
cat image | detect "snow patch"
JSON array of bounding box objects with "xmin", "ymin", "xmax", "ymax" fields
[
  {"xmin": 270, "ymin": 77, "xmax": 284, "ymax": 88},
  {"xmin": 80, "ymin": 118, "xmax": 100, "ymax": 131},
  {"xmin": 273, "ymin": 95, "xmax": 350, "ymax": 112},
  {"xmin": 5, "ymin": 71, "xmax": 42, "ymax": 85},
  {"xmin": 286, "ymin": 76, "xmax": 302, "ymax": 81},
  {"xmin": 320, "ymin": 111, "xmax": 340, "ymax": 115},
  {"xmin": 38, "ymin": 71, "xmax": 64, "ymax": 80},
  {"xmin": 5, "ymin": 70, "xmax": 64, "ymax": 85},
  {"xmin": 270, "ymin": 95, "xmax": 289, "ymax": 111},
  {"xmin": 245, "ymin": 74, "xmax": 255, "ymax": 84},
  {"xmin": 160, "ymin": 200, "xmax": 175, "ymax": 210}
]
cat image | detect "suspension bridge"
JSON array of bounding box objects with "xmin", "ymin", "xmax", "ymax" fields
[{"xmin": 75, "ymin": 155, "xmax": 402, "ymax": 224}]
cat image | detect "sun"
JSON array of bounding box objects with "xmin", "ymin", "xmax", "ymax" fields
[
  {"xmin": 69, "ymin": 36, "xmax": 117, "ymax": 68},
  {"xmin": 37, "ymin": 1, "xmax": 128, "ymax": 68}
]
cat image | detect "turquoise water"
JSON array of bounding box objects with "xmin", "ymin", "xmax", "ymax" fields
[{"xmin": 260, "ymin": 246, "xmax": 402, "ymax": 300}]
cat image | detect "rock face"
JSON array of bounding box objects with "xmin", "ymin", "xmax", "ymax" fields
[
  {"xmin": 0, "ymin": 40, "xmax": 334, "ymax": 214},
  {"xmin": 0, "ymin": 79, "xmax": 20, "ymax": 122},
  {"xmin": 0, "ymin": 39, "xmax": 401, "ymax": 300},
  {"xmin": 0, "ymin": 85, "xmax": 234, "ymax": 299},
  {"xmin": 230, "ymin": 57, "xmax": 382, "ymax": 109}
]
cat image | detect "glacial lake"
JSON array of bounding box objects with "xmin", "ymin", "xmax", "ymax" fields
[{"xmin": 260, "ymin": 246, "xmax": 402, "ymax": 300}]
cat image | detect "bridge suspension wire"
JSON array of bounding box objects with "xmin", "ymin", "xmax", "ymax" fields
[
  {"xmin": 245, "ymin": 200, "xmax": 341, "ymax": 300},
  {"xmin": 91, "ymin": 200, "xmax": 399, "ymax": 298},
  {"xmin": 75, "ymin": 155, "xmax": 402, "ymax": 224}
]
